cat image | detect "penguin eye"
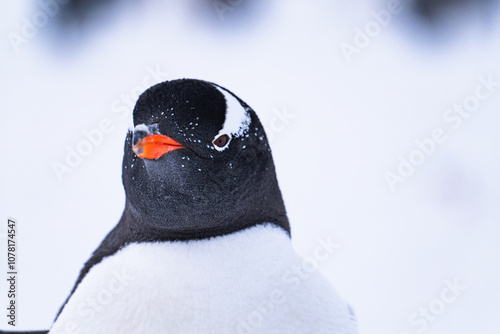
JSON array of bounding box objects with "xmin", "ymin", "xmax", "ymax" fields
[{"xmin": 213, "ymin": 134, "xmax": 230, "ymax": 149}]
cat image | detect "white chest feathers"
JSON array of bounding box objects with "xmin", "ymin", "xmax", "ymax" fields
[{"xmin": 50, "ymin": 225, "xmax": 357, "ymax": 334}]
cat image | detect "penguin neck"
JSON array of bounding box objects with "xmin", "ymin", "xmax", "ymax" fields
[{"xmin": 122, "ymin": 197, "xmax": 290, "ymax": 242}]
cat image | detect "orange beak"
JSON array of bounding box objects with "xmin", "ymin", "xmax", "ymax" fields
[{"xmin": 132, "ymin": 134, "xmax": 185, "ymax": 159}]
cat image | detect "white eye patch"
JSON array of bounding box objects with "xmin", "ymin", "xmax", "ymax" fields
[{"xmin": 213, "ymin": 86, "xmax": 251, "ymax": 152}]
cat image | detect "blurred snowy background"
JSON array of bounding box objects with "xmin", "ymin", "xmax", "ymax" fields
[{"xmin": 1, "ymin": 0, "xmax": 500, "ymax": 333}]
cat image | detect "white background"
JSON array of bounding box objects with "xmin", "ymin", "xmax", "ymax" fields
[{"xmin": 1, "ymin": 0, "xmax": 500, "ymax": 333}]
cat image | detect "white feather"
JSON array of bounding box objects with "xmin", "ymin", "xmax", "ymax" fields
[
  {"xmin": 134, "ymin": 124, "xmax": 149, "ymax": 132},
  {"xmin": 213, "ymin": 87, "xmax": 251, "ymax": 152},
  {"xmin": 50, "ymin": 225, "xmax": 357, "ymax": 334}
]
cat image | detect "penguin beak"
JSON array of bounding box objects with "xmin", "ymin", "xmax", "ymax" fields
[{"xmin": 132, "ymin": 134, "xmax": 185, "ymax": 160}]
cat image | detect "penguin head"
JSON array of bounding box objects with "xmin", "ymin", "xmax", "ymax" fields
[{"xmin": 121, "ymin": 79, "xmax": 289, "ymax": 241}]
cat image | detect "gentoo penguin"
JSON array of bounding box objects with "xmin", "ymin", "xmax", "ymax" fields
[{"xmin": 14, "ymin": 79, "xmax": 358, "ymax": 334}]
